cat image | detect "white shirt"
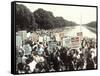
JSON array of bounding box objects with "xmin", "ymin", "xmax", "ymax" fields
[{"xmin": 28, "ymin": 60, "xmax": 37, "ymax": 73}]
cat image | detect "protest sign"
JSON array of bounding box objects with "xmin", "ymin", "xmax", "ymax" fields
[{"xmin": 71, "ymin": 36, "xmax": 80, "ymax": 48}]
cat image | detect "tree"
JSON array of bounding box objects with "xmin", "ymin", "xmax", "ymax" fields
[
  {"xmin": 16, "ymin": 4, "xmax": 77, "ymax": 31},
  {"xmin": 85, "ymin": 21, "xmax": 96, "ymax": 33},
  {"xmin": 86, "ymin": 21, "xmax": 96, "ymax": 28},
  {"xmin": 33, "ymin": 8, "xmax": 55, "ymax": 29},
  {"xmin": 54, "ymin": 17, "xmax": 66, "ymax": 28},
  {"xmin": 16, "ymin": 4, "xmax": 36, "ymax": 32}
]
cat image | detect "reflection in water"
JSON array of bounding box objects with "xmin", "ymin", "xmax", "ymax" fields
[{"xmin": 64, "ymin": 26, "xmax": 96, "ymax": 38}]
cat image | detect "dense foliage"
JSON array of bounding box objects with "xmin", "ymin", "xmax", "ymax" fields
[
  {"xmin": 85, "ymin": 21, "xmax": 96, "ymax": 33},
  {"xmin": 16, "ymin": 4, "xmax": 96, "ymax": 32},
  {"xmin": 16, "ymin": 4, "xmax": 37, "ymax": 32},
  {"xmin": 86, "ymin": 21, "xmax": 96, "ymax": 28}
]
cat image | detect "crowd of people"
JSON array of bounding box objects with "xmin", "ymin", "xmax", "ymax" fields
[{"xmin": 16, "ymin": 35, "xmax": 97, "ymax": 74}]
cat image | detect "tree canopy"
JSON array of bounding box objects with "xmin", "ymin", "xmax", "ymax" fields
[
  {"xmin": 86, "ymin": 21, "xmax": 96, "ymax": 28},
  {"xmin": 85, "ymin": 21, "xmax": 96, "ymax": 33},
  {"xmin": 16, "ymin": 4, "xmax": 37, "ymax": 32},
  {"xmin": 15, "ymin": 4, "xmax": 80, "ymax": 32}
]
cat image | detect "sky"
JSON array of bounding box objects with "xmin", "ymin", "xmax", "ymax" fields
[{"xmin": 17, "ymin": 2, "xmax": 96, "ymax": 24}]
